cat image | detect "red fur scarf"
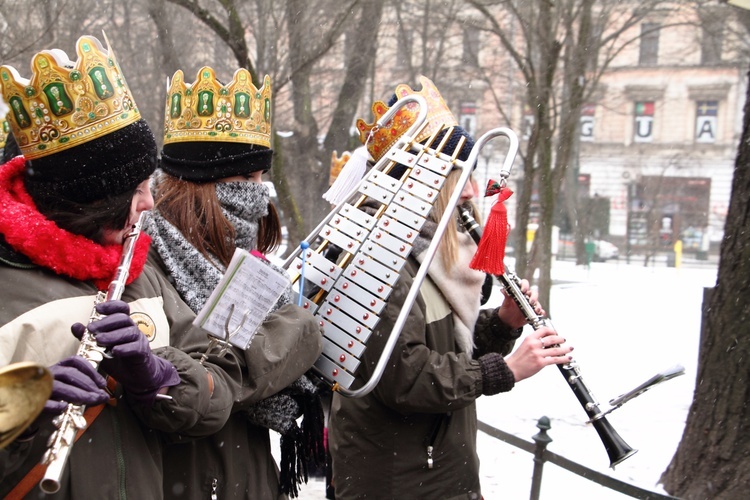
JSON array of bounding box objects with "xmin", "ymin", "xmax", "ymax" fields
[{"xmin": 0, "ymin": 156, "xmax": 150, "ymax": 290}]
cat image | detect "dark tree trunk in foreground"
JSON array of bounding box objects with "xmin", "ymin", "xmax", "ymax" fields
[{"xmin": 660, "ymin": 67, "xmax": 750, "ymax": 499}]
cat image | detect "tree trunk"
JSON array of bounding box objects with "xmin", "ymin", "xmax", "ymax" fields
[
  {"xmin": 322, "ymin": 0, "xmax": 384, "ymax": 156},
  {"xmin": 283, "ymin": 0, "xmax": 328, "ymax": 242},
  {"xmin": 148, "ymin": 0, "xmax": 182, "ymax": 78},
  {"xmin": 514, "ymin": 122, "xmax": 536, "ymax": 282},
  {"xmin": 528, "ymin": 0, "xmax": 561, "ymax": 309},
  {"xmin": 557, "ymin": 0, "xmax": 594, "ymax": 267},
  {"xmin": 660, "ymin": 66, "xmax": 750, "ymax": 499}
]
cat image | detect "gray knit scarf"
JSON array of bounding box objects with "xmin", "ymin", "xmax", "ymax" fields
[
  {"xmin": 149, "ymin": 181, "xmax": 292, "ymax": 313},
  {"xmin": 148, "ymin": 180, "xmax": 323, "ymax": 497}
]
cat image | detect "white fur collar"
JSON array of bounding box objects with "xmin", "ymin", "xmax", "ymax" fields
[{"xmin": 414, "ymin": 231, "xmax": 485, "ymax": 354}]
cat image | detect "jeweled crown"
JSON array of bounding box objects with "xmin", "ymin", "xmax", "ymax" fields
[
  {"xmin": 355, "ymin": 75, "xmax": 458, "ymax": 161},
  {"xmin": 0, "ymin": 34, "xmax": 142, "ymax": 160},
  {"xmin": 0, "ymin": 116, "xmax": 9, "ymax": 151},
  {"xmin": 163, "ymin": 67, "xmax": 272, "ymax": 148}
]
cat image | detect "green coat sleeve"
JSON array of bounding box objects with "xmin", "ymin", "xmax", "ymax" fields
[
  {"xmin": 473, "ymin": 307, "xmax": 522, "ymax": 358},
  {"xmin": 359, "ymin": 261, "xmax": 483, "ymax": 415},
  {"xmin": 129, "ymin": 262, "xmax": 323, "ymax": 436}
]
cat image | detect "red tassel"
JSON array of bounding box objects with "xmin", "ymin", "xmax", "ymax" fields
[{"xmin": 470, "ymin": 187, "xmax": 513, "ymax": 275}]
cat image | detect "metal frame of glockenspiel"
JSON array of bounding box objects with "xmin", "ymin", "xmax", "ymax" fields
[{"xmin": 283, "ymin": 94, "xmax": 519, "ymax": 398}]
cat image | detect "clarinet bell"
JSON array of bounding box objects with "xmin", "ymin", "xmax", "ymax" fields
[{"xmin": 591, "ymin": 416, "xmax": 638, "ymax": 468}]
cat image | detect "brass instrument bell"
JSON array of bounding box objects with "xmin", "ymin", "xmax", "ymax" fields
[{"xmin": 0, "ymin": 362, "xmax": 53, "ymax": 448}]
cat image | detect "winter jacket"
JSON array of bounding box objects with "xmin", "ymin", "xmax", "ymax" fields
[
  {"xmin": 0, "ymin": 250, "xmax": 245, "ymax": 499},
  {"xmin": 149, "ymin": 248, "xmax": 324, "ymax": 500},
  {"xmin": 329, "ymin": 253, "xmax": 522, "ymax": 500},
  {"xmin": 0, "ymin": 157, "xmax": 245, "ymax": 498}
]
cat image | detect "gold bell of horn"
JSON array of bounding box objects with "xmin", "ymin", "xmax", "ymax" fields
[{"xmin": 0, "ymin": 361, "xmax": 53, "ymax": 449}]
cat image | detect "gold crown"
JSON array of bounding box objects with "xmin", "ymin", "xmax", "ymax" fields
[
  {"xmin": 329, "ymin": 150, "xmax": 352, "ymax": 186},
  {"xmin": 356, "ymin": 75, "xmax": 458, "ymax": 161},
  {"xmin": 163, "ymin": 67, "xmax": 272, "ymax": 148},
  {"xmin": 0, "ymin": 34, "xmax": 141, "ymax": 160},
  {"xmin": 0, "ymin": 116, "xmax": 8, "ymax": 150}
]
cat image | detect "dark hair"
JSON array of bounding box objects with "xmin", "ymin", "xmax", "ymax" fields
[{"xmin": 27, "ymin": 185, "xmax": 135, "ymax": 243}]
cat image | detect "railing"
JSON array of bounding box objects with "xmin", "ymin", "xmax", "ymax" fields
[{"xmin": 478, "ymin": 418, "xmax": 681, "ymax": 500}]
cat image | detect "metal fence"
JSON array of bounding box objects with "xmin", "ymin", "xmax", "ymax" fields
[{"xmin": 478, "ymin": 417, "xmax": 681, "ymax": 500}]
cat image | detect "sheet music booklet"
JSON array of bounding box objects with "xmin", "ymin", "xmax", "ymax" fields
[{"xmin": 194, "ymin": 248, "xmax": 289, "ymax": 350}]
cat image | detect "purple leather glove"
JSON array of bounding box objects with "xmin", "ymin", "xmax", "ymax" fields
[
  {"xmin": 71, "ymin": 300, "xmax": 180, "ymax": 404},
  {"xmin": 45, "ymin": 355, "xmax": 109, "ymax": 413}
]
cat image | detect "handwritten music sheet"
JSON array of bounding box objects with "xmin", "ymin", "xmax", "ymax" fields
[{"xmin": 194, "ymin": 248, "xmax": 289, "ymax": 349}]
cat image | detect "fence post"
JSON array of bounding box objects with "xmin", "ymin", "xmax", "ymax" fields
[{"xmin": 529, "ymin": 416, "xmax": 552, "ymax": 500}]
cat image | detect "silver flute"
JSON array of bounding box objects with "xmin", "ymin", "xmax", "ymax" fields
[{"xmin": 40, "ymin": 212, "xmax": 146, "ymax": 494}]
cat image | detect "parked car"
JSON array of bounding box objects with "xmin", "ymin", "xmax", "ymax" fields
[{"xmin": 592, "ymin": 240, "xmax": 619, "ymax": 261}]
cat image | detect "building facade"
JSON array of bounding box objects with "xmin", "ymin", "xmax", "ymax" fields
[
  {"xmin": 576, "ymin": 4, "xmax": 743, "ymax": 252},
  {"xmin": 366, "ymin": 2, "xmax": 744, "ymax": 254},
  {"xmin": 299, "ymin": 2, "xmax": 744, "ymax": 255}
]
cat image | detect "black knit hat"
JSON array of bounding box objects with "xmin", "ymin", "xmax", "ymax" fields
[
  {"xmin": 160, "ymin": 141, "xmax": 273, "ymax": 183},
  {"xmin": 23, "ymin": 118, "xmax": 157, "ymax": 204},
  {"xmin": 387, "ymin": 126, "xmax": 475, "ymax": 182},
  {"xmin": 426, "ymin": 126, "xmax": 475, "ymax": 162},
  {"xmin": 385, "ymin": 92, "xmax": 476, "ymax": 180},
  {"xmin": 386, "ymin": 93, "xmax": 475, "ymax": 160}
]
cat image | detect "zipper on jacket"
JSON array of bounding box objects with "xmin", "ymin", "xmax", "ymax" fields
[
  {"xmin": 211, "ymin": 477, "xmax": 218, "ymax": 500},
  {"xmin": 423, "ymin": 413, "xmax": 450, "ymax": 470},
  {"xmin": 112, "ymin": 410, "xmax": 127, "ymax": 500}
]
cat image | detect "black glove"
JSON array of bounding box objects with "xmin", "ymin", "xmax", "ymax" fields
[{"xmin": 71, "ymin": 300, "xmax": 179, "ymax": 403}]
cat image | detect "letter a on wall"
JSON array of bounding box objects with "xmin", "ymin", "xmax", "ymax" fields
[{"xmin": 695, "ymin": 100, "xmax": 718, "ymax": 144}]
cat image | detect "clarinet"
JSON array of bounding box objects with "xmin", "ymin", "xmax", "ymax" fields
[
  {"xmin": 458, "ymin": 206, "xmax": 636, "ymax": 468},
  {"xmin": 40, "ymin": 212, "xmax": 147, "ymax": 494}
]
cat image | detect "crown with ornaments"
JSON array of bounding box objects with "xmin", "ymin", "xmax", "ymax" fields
[
  {"xmin": 0, "ymin": 34, "xmax": 142, "ymax": 160},
  {"xmin": 163, "ymin": 67, "xmax": 272, "ymax": 148},
  {"xmin": 355, "ymin": 75, "xmax": 458, "ymax": 162},
  {"xmin": 0, "ymin": 116, "xmax": 8, "ymax": 151},
  {"xmin": 329, "ymin": 150, "xmax": 352, "ymax": 186}
]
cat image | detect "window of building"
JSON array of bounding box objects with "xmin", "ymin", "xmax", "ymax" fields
[
  {"xmin": 639, "ymin": 23, "xmax": 660, "ymax": 66},
  {"xmin": 580, "ymin": 104, "xmax": 595, "ymax": 142},
  {"xmin": 463, "ymin": 29, "xmax": 480, "ymax": 66},
  {"xmin": 459, "ymin": 101, "xmax": 477, "ymax": 136},
  {"xmin": 634, "ymin": 101, "xmax": 655, "ymax": 143},
  {"xmin": 695, "ymin": 100, "xmax": 718, "ymax": 143},
  {"xmin": 700, "ymin": 24, "xmax": 723, "ymax": 65}
]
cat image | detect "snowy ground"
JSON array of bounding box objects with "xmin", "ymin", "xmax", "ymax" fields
[{"xmin": 283, "ymin": 254, "xmax": 718, "ymax": 499}]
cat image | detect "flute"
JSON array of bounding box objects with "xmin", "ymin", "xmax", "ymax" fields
[
  {"xmin": 40, "ymin": 212, "xmax": 146, "ymax": 494},
  {"xmin": 458, "ymin": 205, "xmax": 636, "ymax": 468}
]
